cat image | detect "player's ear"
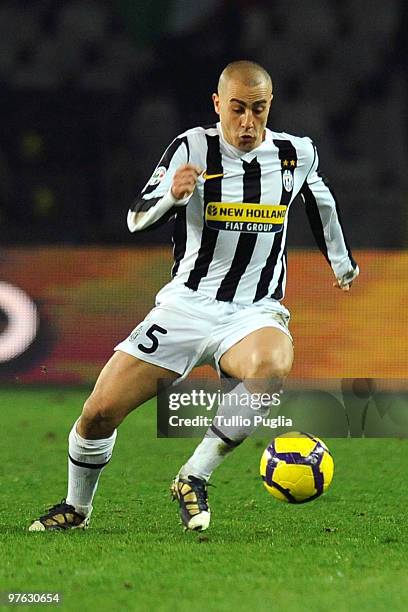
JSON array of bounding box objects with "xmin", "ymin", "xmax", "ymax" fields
[{"xmin": 212, "ymin": 93, "xmax": 220, "ymax": 115}]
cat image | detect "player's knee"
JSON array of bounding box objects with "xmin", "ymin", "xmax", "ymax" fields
[
  {"xmin": 81, "ymin": 391, "xmax": 122, "ymax": 430},
  {"xmin": 245, "ymin": 348, "xmax": 292, "ymax": 382}
]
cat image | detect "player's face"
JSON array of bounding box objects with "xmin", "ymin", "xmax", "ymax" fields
[{"xmin": 213, "ymin": 79, "xmax": 272, "ymax": 152}]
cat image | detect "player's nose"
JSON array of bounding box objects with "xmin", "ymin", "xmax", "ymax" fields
[{"xmin": 241, "ymin": 110, "xmax": 254, "ymax": 129}]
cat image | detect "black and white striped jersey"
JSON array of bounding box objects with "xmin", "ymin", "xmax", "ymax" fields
[{"xmin": 128, "ymin": 123, "xmax": 357, "ymax": 304}]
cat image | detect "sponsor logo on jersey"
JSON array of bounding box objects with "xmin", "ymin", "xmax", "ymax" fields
[
  {"xmin": 205, "ymin": 202, "xmax": 287, "ymax": 233},
  {"xmin": 148, "ymin": 165, "xmax": 167, "ymax": 186},
  {"xmin": 202, "ymin": 172, "xmax": 224, "ymax": 180}
]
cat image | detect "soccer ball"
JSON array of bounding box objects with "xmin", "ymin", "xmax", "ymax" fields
[{"xmin": 260, "ymin": 432, "xmax": 334, "ymax": 503}]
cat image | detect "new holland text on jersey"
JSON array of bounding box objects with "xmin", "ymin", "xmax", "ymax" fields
[{"xmin": 205, "ymin": 202, "xmax": 287, "ymax": 233}]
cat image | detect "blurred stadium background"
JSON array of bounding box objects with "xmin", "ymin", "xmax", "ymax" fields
[{"xmin": 1, "ymin": 0, "xmax": 407, "ymax": 385}]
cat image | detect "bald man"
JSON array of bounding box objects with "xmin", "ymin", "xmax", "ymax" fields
[{"xmin": 30, "ymin": 61, "xmax": 358, "ymax": 533}]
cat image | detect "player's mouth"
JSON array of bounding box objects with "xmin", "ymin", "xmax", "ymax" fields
[
  {"xmin": 240, "ymin": 134, "xmax": 255, "ymax": 142},
  {"xmin": 238, "ymin": 134, "xmax": 256, "ymax": 151},
  {"xmin": 238, "ymin": 134, "xmax": 257, "ymax": 150}
]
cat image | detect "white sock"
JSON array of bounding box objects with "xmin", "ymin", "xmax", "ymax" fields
[
  {"xmin": 66, "ymin": 419, "xmax": 117, "ymax": 516},
  {"xmin": 179, "ymin": 382, "xmax": 271, "ymax": 482}
]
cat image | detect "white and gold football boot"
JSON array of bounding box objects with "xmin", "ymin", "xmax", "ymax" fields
[
  {"xmin": 171, "ymin": 475, "xmax": 211, "ymax": 531},
  {"xmin": 29, "ymin": 499, "xmax": 91, "ymax": 531}
]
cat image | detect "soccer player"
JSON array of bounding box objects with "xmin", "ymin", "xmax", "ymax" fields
[{"xmin": 29, "ymin": 61, "xmax": 358, "ymax": 532}]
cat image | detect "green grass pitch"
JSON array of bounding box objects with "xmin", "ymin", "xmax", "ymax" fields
[{"xmin": 1, "ymin": 387, "xmax": 408, "ymax": 611}]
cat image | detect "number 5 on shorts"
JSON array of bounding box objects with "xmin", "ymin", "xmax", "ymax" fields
[{"xmin": 138, "ymin": 324, "xmax": 168, "ymax": 354}]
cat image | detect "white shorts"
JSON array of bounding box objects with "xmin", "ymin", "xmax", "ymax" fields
[{"xmin": 114, "ymin": 282, "xmax": 292, "ymax": 380}]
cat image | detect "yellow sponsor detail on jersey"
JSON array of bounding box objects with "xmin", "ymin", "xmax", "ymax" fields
[
  {"xmin": 205, "ymin": 202, "xmax": 287, "ymax": 233},
  {"xmin": 202, "ymin": 172, "xmax": 224, "ymax": 180}
]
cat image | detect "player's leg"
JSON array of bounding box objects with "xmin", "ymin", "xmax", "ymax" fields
[
  {"xmin": 219, "ymin": 326, "xmax": 294, "ymax": 392},
  {"xmin": 180, "ymin": 326, "xmax": 293, "ymax": 477},
  {"xmin": 78, "ymin": 350, "xmax": 178, "ymax": 438},
  {"xmin": 175, "ymin": 327, "xmax": 293, "ymax": 531},
  {"xmin": 67, "ymin": 351, "xmax": 178, "ymax": 515},
  {"xmin": 29, "ymin": 352, "xmax": 178, "ymax": 531},
  {"xmin": 31, "ymin": 284, "xmax": 213, "ymax": 532}
]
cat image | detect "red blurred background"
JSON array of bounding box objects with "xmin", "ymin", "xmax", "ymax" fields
[{"xmin": 2, "ymin": 248, "xmax": 406, "ymax": 385}]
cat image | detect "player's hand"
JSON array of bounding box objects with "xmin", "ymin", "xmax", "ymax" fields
[
  {"xmin": 333, "ymin": 265, "xmax": 359, "ymax": 291},
  {"xmin": 171, "ymin": 164, "xmax": 202, "ymax": 200}
]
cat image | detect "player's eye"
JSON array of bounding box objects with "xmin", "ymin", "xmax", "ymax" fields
[
  {"xmin": 254, "ymin": 107, "xmax": 265, "ymax": 114},
  {"xmin": 232, "ymin": 108, "xmax": 244, "ymax": 114}
]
